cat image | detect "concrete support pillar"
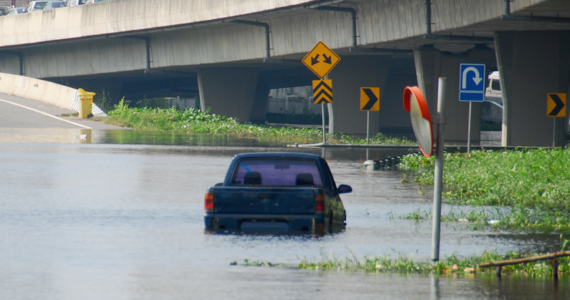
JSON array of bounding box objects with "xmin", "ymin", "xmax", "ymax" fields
[
  {"xmin": 197, "ymin": 68, "xmax": 259, "ymax": 123},
  {"xmin": 328, "ymin": 56, "xmax": 391, "ymax": 136},
  {"xmin": 414, "ymin": 45, "xmax": 496, "ymax": 145},
  {"xmin": 495, "ymin": 31, "xmax": 570, "ymax": 147},
  {"xmin": 0, "ymin": 53, "xmax": 22, "ymax": 75},
  {"xmin": 379, "ymin": 57, "xmax": 417, "ymax": 139},
  {"xmin": 250, "ymin": 84, "xmax": 270, "ymax": 124}
]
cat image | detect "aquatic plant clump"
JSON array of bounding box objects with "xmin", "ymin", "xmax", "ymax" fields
[
  {"xmin": 297, "ymin": 251, "xmax": 570, "ymax": 276},
  {"xmin": 235, "ymin": 250, "xmax": 570, "ymax": 276},
  {"xmin": 399, "ymin": 149, "xmax": 570, "ymax": 209},
  {"xmin": 104, "ymin": 100, "xmax": 415, "ymax": 145},
  {"xmin": 398, "ymin": 149, "xmax": 570, "ymax": 232},
  {"xmin": 398, "ymin": 207, "xmax": 570, "ymax": 232}
]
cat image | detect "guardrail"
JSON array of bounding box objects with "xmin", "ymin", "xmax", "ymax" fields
[{"xmin": 479, "ymin": 251, "xmax": 570, "ymax": 280}]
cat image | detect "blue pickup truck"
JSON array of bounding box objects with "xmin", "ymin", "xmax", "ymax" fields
[{"xmin": 204, "ymin": 153, "xmax": 352, "ymax": 233}]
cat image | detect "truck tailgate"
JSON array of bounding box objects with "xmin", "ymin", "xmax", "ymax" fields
[{"xmin": 213, "ymin": 187, "xmax": 315, "ymax": 214}]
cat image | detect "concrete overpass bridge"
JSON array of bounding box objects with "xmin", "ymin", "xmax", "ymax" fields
[{"xmin": 1, "ymin": 0, "xmax": 569, "ymax": 146}]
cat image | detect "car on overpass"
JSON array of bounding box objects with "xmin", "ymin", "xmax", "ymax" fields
[
  {"xmin": 85, "ymin": 0, "xmax": 113, "ymax": 4},
  {"xmin": 24, "ymin": 1, "xmax": 50, "ymax": 12},
  {"xmin": 43, "ymin": 1, "xmax": 66, "ymax": 10},
  {"xmin": 4, "ymin": 7, "xmax": 26, "ymax": 15},
  {"xmin": 67, "ymin": 0, "xmax": 89, "ymax": 6}
]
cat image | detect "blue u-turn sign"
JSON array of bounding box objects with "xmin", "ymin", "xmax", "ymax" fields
[{"xmin": 459, "ymin": 63, "xmax": 486, "ymax": 102}]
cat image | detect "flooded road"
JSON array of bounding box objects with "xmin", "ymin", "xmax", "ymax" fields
[{"xmin": 0, "ymin": 130, "xmax": 568, "ymax": 299}]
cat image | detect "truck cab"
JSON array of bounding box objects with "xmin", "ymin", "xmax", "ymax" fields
[{"xmin": 485, "ymin": 71, "xmax": 503, "ymax": 107}]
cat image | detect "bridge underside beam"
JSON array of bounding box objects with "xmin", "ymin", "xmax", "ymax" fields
[
  {"xmin": 414, "ymin": 45, "xmax": 496, "ymax": 145},
  {"xmin": 495, "ymin": 31, "xmax": 570, "ymax": 147}
]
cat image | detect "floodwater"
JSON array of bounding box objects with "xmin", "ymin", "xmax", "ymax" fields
[{"xmin": 0, "ymin": 129, "xmax": 568, "ymax": 299}]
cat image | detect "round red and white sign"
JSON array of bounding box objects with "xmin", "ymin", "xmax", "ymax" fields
[{"xmin": 403, "ymin": 86, "xmax": 433, "ymax": 157}]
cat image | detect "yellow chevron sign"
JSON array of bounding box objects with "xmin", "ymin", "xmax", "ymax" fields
[
  {"xmin": 313, "ymin": 79, "xmax": 333, "ymax": 104},
  {"xmin": 360, "ymin": 87, "xmax": 380, "ymax": 111},
  {"xmin": 547, "ymin": 93, "xmax": 566, "ymax": 117}
]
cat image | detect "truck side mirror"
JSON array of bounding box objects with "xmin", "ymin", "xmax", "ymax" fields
[{"xmin": 338, "ymin": 184, "xmax": 352, "ymax": 194}]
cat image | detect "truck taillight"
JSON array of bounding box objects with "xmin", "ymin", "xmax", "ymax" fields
[
  {"xmin": 205, "ymin": 192, "xmax": 214, "ymax": 213},
  {"xmin": 315, "ymin": 194, "xmax": 324, "ymax": 214}
]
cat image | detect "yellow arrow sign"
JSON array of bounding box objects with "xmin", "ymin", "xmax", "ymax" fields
[
  {"xmin": 302, "ymin": 41, "xmax": 341, "ymax": 79},
  {"xmin": 360, "ymin": 87, "xmax": 380, "ymax": 111},
  {"xmin": 547, "ymin": 93, "xmax": 566, "ymax": 117},
  {"xmin": 313, "ymin": 79, "xmax": 332, "ymax": 104}
]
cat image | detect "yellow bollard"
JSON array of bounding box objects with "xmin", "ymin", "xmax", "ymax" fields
[{"xmin": 78, "ymin": 88, "xmax": 96, "ymax": 119}]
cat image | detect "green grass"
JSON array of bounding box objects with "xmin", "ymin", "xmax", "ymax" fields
[
  {"xmin": 233, "ymin": 250, "xmax": 570, "ymax": 276},
  {"xmin": 103, "ymin": 100, "xmax": 416, "ymax": 145},
  {"xmin": 398, "ymin": 149, "xmax": 570, "ymax": 232}
]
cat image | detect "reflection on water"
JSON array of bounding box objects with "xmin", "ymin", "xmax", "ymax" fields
[
  {"xmin": 0, "ymin": 135, "xmax": 568, "ymax": 299},
  {"xmin": 0, "ymin": 128, "xmax": 287, "ymax": 147},
  {"xmin": 0, "ymin": 128, "xmax": 84, "ymax": 144},
  {"xmin": 0, "ymin": 128, "xmax": 418, "ymax": 161}
]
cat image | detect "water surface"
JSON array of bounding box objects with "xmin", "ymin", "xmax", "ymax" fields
[{"xmin": 0, "ymin": 131, "xmax": 567, "ymax": 299}]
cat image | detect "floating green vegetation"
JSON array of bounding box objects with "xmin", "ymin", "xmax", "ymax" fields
[
  {"xmin": 398, "ymin": 208, "xmax": 492, "ymax": 229},
  {"xmin": 399, "ymin": 149, "xmax": 570, "ymax": 208},
  {"xmin": 398, "ymin": 149, "xmax": 570, "ymax": 232},
  {"xmin": 104, "ymin": 100, "xmax": 416, "ymax": 145},
  {"xmin": 233, "ymin": 250, "xmax": 570, "ymax": 276},
  {"xmin": 398, "ymin": 207, "xmax": 570, "ymax": 232}
]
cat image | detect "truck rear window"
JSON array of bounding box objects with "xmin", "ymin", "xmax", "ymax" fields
[{"xmin": 231, "ymin": 158, "xmax": 323, "ymax": 186}]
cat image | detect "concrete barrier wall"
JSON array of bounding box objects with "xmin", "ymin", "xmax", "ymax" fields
[
  {"xmin": 0, "ymin": 0, "xmax": 315, "ymax": 48},
  {"xmin": 0, "ymin": 0, "xmax": 546, "ymax": 49},
  {"xmin": 0, "ymin": 72, "xmax": 77, "ymax": 109},
  {"xmin": 0, "ymin": 0, "xmax": 553, "ymax": 79}
]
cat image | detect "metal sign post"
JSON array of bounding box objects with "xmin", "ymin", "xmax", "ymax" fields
[
  {"xmin": 360, "ymin": 87, "xmax": 380, "ymax": 162},
  {"xmin": 553, "ymin": 118, "xmax": 556, "ymax": 148},
  {"xmin": 467, "ymin": 102, "xmax": 472, "ymax": 153},
  {"xmin": 326, "ymin": 74, "xmax": 334, "ymax": 137},
  {"xmin": 322, "ymin": 103, "xmax": 326, "ymax": 144},
  {"xmin": 367, "ymin": 111, "xmax": 370, "ymax": 145},
  {"xmin": 432, "ymin": 77, "xmax": 446, "ymax": 263},
  {"xmin": 366, "ymin": 110, "xmax": 370, "ymax": 160}
]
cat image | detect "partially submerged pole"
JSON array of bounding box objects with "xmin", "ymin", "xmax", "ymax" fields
[{"xmin": 431, "ymin": 77, "xmax": 446, "ymax": 262}]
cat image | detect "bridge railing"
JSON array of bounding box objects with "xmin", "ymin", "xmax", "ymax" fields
[{"xmin": 479, "ymin": 250, "xmax": 570, "ymax": 280}]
